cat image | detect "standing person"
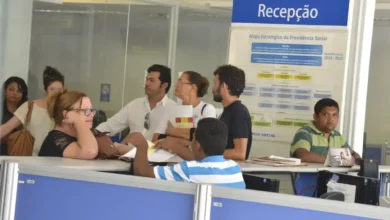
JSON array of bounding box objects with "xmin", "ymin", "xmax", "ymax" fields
[
  {"xmin": 153, "ymin": 71, "xmax": 216, "ymax": 155},
  {"xmin": 0, "ymin": 77, "xmax": 28, "ymax": 155},
  {"xmin": 0, "ymin": 66, "xmax": 65, "ymax": 155},
  {"xmin": 212, "ymin": 65, "xmax": 252, "ymax": 161},
  {"xmin": 153, "ymin": 65, "xmax": 252, "ymax": 161},
  {"xmin": 96, "ymin": 64, "xmax": 176, "ymax": 142}
]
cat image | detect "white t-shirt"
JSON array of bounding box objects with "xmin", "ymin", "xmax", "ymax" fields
[
  {"xmin": 14, "ymin": 101, "xmax": 55, "ymax": 156},
  {"xmin": 155, "ymin": 101, "xmax": 216, "ymax": 134}
]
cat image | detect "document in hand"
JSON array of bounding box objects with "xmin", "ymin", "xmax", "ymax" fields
[
  {"xmin": 119, "ymin": 141, "xmax": 175, "ymax": 163},
  {"xmin": 249, "ymin": 155, "xmax": 306, "ymax": 167},
  {"xmin": 168, "ymin": 105, "xmax": 194, "ymax": 128}
]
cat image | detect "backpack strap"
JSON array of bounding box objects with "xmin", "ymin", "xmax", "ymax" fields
[
  {"xmin": 201, "ymin": 104, "xmax": 208, "ymax": 116},
  {"xmin": 24, "ymin": 101, "xmax": 35, "ymax": 127}
]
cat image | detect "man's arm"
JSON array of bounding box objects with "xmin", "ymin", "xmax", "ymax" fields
[
  {"xmin": 224, "ymin": 139, "xmax": 247, "ymax": 161},
  {"xmin": 96, "ymin": 104, "xmax": 130, "ymax": 136},
  {"xmin": 154, "ymin": 136, "xmax": 194, "ymax": 160},
  {"xmin": 291, "ymin": 131, "xmax": 326, "ymax": 163},
  {"xmin": 223, "ymin": 110, "xmax": 251, "ymax": 161},
  {"xmin": 294, "ymin": 148, "xmax": 326, "ymax": 163},
  {"xmin": 133, "ymin": 133, "xmax": 155, "ymax": 178}
]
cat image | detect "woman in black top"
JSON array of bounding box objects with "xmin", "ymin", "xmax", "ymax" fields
[
  {"xmin": 1, "ymin": 77, "xmax": 28, "ymax": 155},
  {"xmin": 39, "ymin": 90, "xmax": 98, "ymax": 159}
]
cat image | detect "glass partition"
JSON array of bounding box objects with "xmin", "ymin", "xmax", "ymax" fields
[
  {"xmin": 28, "ymin": 1, "xmax": 132, "ymax": 118},
  {"xmin": 27, "ymin": 1, "xmax": 173, "ymax": 118},
  {"xmin": 175, "ymin": 8, "xmax": 232, "ymax": 105},
  {"xmin": 122, "ymin": 4, "xmax": 172, "ymax": 105}
]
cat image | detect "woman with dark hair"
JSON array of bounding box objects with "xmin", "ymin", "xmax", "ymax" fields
[
  {"xmin": 151, "ymin": 71, "xmax": 216, "ymax": 159},
  {"xmin": 0, "ymin": 66, "xmax": 65, "ymax": 156},
  {"xmin": 0, "ymin": 77, "xmax": 28, "ymax": 155}
]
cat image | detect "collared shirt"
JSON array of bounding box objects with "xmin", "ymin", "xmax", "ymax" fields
[
  {"xmin": 290, "ymin": 121, "xmax": 352, "ymax": 156},
  {"xmin": 96, "ymin": 95, "xmax": 176, "ymax": 141},
  {"xmin": 153, "ymin": 155, "xmax": 246, "ymax": 189}
]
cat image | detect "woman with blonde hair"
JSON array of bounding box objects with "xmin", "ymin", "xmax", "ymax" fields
[{"xmin": 39, "ymin": 90, "xmax": 98, "ymax": 159}]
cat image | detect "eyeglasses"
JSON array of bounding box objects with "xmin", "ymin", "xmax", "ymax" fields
[
  {"xmin": 144, "ymin": 112, "xmax": 150, "ymax": 130},
  {"xmin": 176, "ymin": 81, "xmax": 192, "ymax": 86},
  {"xmin": 72, "ymin": 108, "xmax": 96, "ymax": 116}
]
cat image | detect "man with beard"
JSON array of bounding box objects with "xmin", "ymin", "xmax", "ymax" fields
[
  {"xmin": 151, "ymin": 65, "xmax": 252, "ymax": 161},
  {"xmin": 291, "ymin": 98, "xmax": 361, "ymax": 164},
  {"xmin": 96, "ymin": 64, "xmax": 176, "ymax": 142},
  {"xmin": 212, "ymin": 65, "xmax": 252, "ymax": 161}
]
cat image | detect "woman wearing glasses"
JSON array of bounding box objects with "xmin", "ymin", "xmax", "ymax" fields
[
  {"xmin": 39, "ymin": 90, "xmax": 98, "ymax": 159},
  {"xmin": 0, "ymin": 66, "xmax": 64, "ymax": 155}
]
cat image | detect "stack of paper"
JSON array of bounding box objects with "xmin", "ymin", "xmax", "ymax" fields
[
  {"xmin": 249, "ymin": 155, "xmax": 306, "ymax": 167},
  {"xmin": 119, "ymin": 141, "xmax": 175, "ymax": 163}
]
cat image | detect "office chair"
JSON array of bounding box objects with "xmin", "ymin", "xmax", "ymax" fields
[{"xmin": 319, "ymin": 192, "xmax": 345, "ymax": 201}]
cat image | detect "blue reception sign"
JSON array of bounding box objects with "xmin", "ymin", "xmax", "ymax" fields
[{"xmin": 232, "ymin": 0, "xmax": 350, "ymax": 26}]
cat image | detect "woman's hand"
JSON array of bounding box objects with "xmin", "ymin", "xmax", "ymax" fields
[
  {"xmin": 153, "ymin": 137, "xmax": 177, "ymax": 153},
  {"xmin": 63, "ymin": 111, "xmax": 83, "ymax": 125}
]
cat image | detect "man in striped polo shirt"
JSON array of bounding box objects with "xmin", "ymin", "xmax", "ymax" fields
[
  {"xmin": 291, "ymin": 98, "xmax": 361, "ymax": 164},
  {"xmin": 133, "ymin": 118, "xmax": 245, "ymax": 189}
]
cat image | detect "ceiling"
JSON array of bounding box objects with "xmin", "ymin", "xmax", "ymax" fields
[{"xmin": 40, "ymin": 0, "xmax": 390, "ymax": 10}]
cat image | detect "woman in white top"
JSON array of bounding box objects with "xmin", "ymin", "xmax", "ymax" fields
[
  {"xmin": 153, "ymin": 71, "xmax": 216, "ymax": 157},
  {"xmin": 0, "ymin": 66, "xmax": 64, "ymax": 156}
]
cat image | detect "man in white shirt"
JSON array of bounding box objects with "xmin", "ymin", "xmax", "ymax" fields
[{"xmin": 96, "ymin": 64, "xmax": 176, "ymax": 141}]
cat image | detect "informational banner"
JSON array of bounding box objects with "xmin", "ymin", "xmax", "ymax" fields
[{"xmin": 230, "ymin": 0, "xmax": 350, "ymax": 142}]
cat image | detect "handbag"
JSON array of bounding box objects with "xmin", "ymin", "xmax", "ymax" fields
[
  {"xmin": 7, "ymin": 101, "xmax": 35, "ymax": 156},
  {"xmin": 91, "ymin": 128, "xmax": 119, "ymax": 159}
]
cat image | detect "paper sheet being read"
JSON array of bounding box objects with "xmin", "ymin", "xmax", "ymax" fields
[{"xmin": 120, "ymin": 141, "xmax": 175, "ymax": 163}]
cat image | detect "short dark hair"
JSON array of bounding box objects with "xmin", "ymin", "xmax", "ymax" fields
[
  {"xmin": 314, "ymin": 98, "xmax": 339, "ymax": 115},
  {"xmin": 147, "ymin": 64, "xmax": 171, "ymax": 93},
  {"xmin": 184, "ymin": 71, "xmax": 209, "ymax": 97},
  {"xmin": 3, "ymin": 76, "xmax": 28, "ymax": 108},
  {"xmin": 213, "ymin": 65, "xmax": 245, "ymax": 97},
  {"xmin": 195, "ymin": 118, "xmax": 228, "ymax": 156},
  {"xmin": 43, "ymin": 66, "xmax": 64, "ymax": 91}
]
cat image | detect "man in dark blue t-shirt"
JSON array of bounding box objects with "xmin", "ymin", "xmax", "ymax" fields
[{"xmin": 212, "ymin": 65, "xmax": 252, "ymax": 160}]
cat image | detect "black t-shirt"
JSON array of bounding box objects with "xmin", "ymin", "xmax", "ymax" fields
[
  {"xmin": 39, "ymin": 130, "xmax": 77, "ymax": 157},
  {"xmin": 219, "ymin": 100, "xmax": 252, "ymax": 159}
]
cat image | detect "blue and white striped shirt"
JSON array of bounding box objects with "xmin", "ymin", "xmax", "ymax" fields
[{"xmin": 153, "ymin": 155, "xmax": 246, "ymax": 189}]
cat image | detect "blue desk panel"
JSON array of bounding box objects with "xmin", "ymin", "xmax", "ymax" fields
[
  {"xmin": 211, "ymin": 197, "xmax": 374, "ymax": 220},
  {"xmin": 15, "ymin": 174, "xmax": 194, "ymax": 220}
]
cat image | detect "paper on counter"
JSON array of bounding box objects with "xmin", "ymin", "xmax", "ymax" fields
[{"xmin": 119, "ymin": 141, "xmax": 175, "ymax": 163}]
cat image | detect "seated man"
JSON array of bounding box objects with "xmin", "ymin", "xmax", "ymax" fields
[
  {"xmin": 133, "ymin": 118, "xmax": 246, "ymax": 189},
  {"xmin": 291, "ymin": 98, "xmax": 361, "ymax": 164}
]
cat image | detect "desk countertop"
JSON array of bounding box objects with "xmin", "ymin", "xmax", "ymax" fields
[{"xmin": 1, "ymin": 156, "xmax": 390, "ymax": 173}]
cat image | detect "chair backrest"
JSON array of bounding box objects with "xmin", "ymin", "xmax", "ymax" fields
[
  {"xmin": 319, "ymin": 192, "xmax": 345, "ymax": 201},
  {"xmin": 93, "ymin": 110, "xmax": 107, "ymax": 129}
]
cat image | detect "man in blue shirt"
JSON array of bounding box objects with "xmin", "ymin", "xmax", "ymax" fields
[{"xmin": 133, "ymin": 118, "xmax": 245, "ymax": 189}]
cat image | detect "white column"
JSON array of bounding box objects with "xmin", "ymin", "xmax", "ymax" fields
[
  {"xmin": 342, "ymin": 0, "xmax": 377, "ymax": 155},
  {"xmin": 0, "ymin": 0, "xmax": 34, "ymax": 84}
]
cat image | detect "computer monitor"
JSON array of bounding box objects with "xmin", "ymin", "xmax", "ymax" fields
[
  {"xmin": 317, "ymin": 171, "xmax": 380, "ymax": 206},
  {"xmin": 243, "ymin": 173, "xmax": 280, "ymax": 193}
]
